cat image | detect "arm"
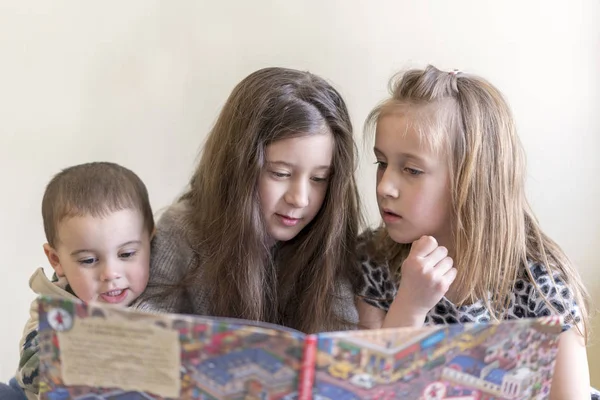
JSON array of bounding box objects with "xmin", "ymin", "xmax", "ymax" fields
[
  {"xmin": 356, "ymin": 298, "xmax": 386, "ymax": 329},
  {"xmin": 357, "ymin": 296, "xmax": 428, "ymax": 329},
  {"xmin": 16, "ymin": 309, "xmax": 41, "ymax": 400},
  {"xmin": 549, "ymin": 326, "xmax": 590, "ymax": 400},
  {"xmin": 524, "ymin": 263, "xmax": 591, "ymax": 398}
]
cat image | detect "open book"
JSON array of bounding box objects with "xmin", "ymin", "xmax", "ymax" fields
[{"xmin": 37, "ymin": 295, "xmax": 562, "ymax": 400}]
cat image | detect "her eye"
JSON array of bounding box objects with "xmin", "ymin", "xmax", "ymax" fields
[
  {"xmin": 374, "ymin": 161, "xmax": 387, "ymax": 170},
  {"xmin": 270, "ymin": 171, "xmax": 290, "ymax": 178},
  {"xmin": 311, "ymin": 176, "xmax": 329, "ymax": 183},
  {"xmin": 405, "ymin": 167, "xmax": 423, "ymax": 176}
]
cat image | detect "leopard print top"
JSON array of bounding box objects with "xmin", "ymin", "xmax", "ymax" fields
[{"xmin": 356, "ymin": 230, "xmax": 582, "ymax": 331}]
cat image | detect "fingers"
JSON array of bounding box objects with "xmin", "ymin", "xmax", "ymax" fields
[
  {"xmin": 427, "ymin": 246, "xmax": 449, "ymax": 267},
  {"xmin": 440, "ymin": 266, "xmax": 458, "ymax": 290},
  {"xmin": 430, "ymin": 258, "xmax": 456, "ymax": 294},
  {"xmin": 431, "ymin": 251, "xmax": 456, "ymax": 290},
  {"xmin": 411, "ymin": 236, "xmax": 450, "ymax": 271},
  {"xmin": 404, "ymin": 235, "xmax": 457, "ymax": 295},
  {"xmin": 444, "ymin": 266, "xmax": 458, "ymax": 281},
  {"xmin": 397, "ymin": 236, "xmax": 457, "ymax": 313},
  {"xmin": 433, "ymin": 255, "xmax": 453, "ymax": 275},
  {"xmin": 410, "ymin": 235, "xmax": 439, "ymax": 258}
]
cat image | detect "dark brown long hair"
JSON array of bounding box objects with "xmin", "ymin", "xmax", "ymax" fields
[{"xmin": 180, "ymin": 67, "xmax": 360, "ymax": 333}]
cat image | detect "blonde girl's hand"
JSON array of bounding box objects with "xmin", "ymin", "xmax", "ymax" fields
[{"xmin": 384, "ymin": 236, "xmax": 457, "ymax": 328}]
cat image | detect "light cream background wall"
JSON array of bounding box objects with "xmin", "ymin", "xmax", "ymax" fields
[{"xmin": 1, "ymin": 0, "xmax": 598, "ymax": 384}]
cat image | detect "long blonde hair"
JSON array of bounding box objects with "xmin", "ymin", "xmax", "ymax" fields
[
  {"xmin": 179, "ymin": 67, "xmax": 361, "ymax": 333},
  {"xmin": 366, "ymin": 65, "xmax": 590, "ymax": 338}
]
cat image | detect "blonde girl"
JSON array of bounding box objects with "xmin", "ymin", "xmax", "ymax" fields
[{"xmin": 357, "ymin": 65, "xmax": 594, "ymax": 398}]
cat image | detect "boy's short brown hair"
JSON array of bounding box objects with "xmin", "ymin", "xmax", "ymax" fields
[{"xmin": 42, "ymin": 162, "xmax": 154, "ymax": 247}]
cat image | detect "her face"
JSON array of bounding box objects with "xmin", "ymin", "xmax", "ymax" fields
[
  {"xmin": 258, "ymin": 132, "xmax": 334, "ymax": 243},
  {"xmin": 375, "ymin": 114, "xmax": 453, "ymax": 246}
]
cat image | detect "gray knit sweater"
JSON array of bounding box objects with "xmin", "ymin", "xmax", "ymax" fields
[{"xmin": 133, "ymin": 201, "xmax": 358, "ymax": 331}]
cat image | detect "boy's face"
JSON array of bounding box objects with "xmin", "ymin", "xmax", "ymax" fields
[{"xmin": 44, "ymin": 209, "xmax": 151, "ymax": 307}]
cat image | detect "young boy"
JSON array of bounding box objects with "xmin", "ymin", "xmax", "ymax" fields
[{"xmin": 14, "ymin": 162, "xmax": 154, "ymax": 399}]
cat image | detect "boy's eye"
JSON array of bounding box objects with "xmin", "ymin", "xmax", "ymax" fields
[
  {"xmin": 120, "ymin": 251, "xmax": 136, "ymax": 259},
  {"xmin": 78, "ymin": 258, "xmax": 97, "ymax": 265}
]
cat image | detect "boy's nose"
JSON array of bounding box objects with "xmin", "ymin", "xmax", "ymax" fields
[{"xmin": 100, "ymin": 264, "xmax": 122, "ymax": 281}]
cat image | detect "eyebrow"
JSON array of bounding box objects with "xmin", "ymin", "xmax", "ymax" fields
[
  {"xmin": 266, "ymin": 160, "xmax": 331, "ymax": 170},
  {"xmin": 373, "ymin": 147, "xmax": 427, "ymax": 163},
  {"xmin": 70, "ymin": 240, "xmax": 143, "ymax": 256}
]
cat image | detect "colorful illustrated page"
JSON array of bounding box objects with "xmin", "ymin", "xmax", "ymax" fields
[
  {"xmin": 38, "ymin": 297, "xmax": 305, "ymax": 400},
  {"xmin": 312, "ymin": 318, "xmax": 562, "ymax": 400}
]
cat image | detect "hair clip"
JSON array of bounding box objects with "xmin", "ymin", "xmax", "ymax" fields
[{"xmin": 449, "ymin": 69, "xmax": 461, "ymax": 76}]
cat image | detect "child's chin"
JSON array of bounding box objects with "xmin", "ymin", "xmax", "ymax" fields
[{"xmin": 387, "ymin": 229, "xmax": 418, "ymax": 245}]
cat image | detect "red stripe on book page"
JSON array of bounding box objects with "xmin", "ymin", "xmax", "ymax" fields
[{"xmin": 298, "ymin": 334, "xmax": 317, "ymax": 400}]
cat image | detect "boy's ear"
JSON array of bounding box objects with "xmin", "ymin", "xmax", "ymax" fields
[
  {"xmin": 43, "ymin": 243, "xmax": 64, "ymax": 277},
  {"xmin": 150, "ymin": 227, "xmax": 157, "ymax": 241}
]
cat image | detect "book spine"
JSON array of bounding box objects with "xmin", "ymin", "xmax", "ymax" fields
[{"xmin": 297, "ymin": 334, "xmax": 318, "ymax": 400}]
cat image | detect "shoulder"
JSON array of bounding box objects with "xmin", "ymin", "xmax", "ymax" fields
[
  {"xmin": 154, "ymin": 201, "xmax": 195, "ymax": 248},
  {"xmin": 356, "ymin": 228, "xmax": 386, "ymax": 265},
  {"xmin": 510, "ymin": 262, "xmax": 581, "ymax": 331},
  {"xmin": 134, "ymin": 201, "xmax": 198, "ymax": 314},
  {"xmin": 29, "ymin": 268, "xmax": 77, "ymax": 300},
  {"xmin": 151, "ymin": 201, "xmax": 198, "ymax": 278},
  {"xmin": 356, "ymin": 228, "xmax": 396, "ymax": 311}
]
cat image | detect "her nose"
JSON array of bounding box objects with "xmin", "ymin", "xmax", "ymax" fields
[
  {"xmin": 285, "ymin": 179, "xmax": 309, "ymax": 208},
  {"xmin": 376, "ymin": 169, "xmax": 400, "ymax": 199}
]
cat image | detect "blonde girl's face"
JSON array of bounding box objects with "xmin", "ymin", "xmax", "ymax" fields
[
  {"xmin": 374, "ymin": 113, "xmax": 454, "ymax": 247},
  {"xmin": 258, "ymin": 132, "xmax": 334, "ymax": 243}
]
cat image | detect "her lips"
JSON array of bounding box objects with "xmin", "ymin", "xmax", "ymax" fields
[
  {"xmin": 383, "ymin": 208, "xmax": 400, "ymax": 217},
  {"xmin": 277, "ymin": 214, "xmax": 301, "ymax": 227},
  {"xmin": 382, "ymin": 208, "xmax": 402, "ymax": 223}
]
